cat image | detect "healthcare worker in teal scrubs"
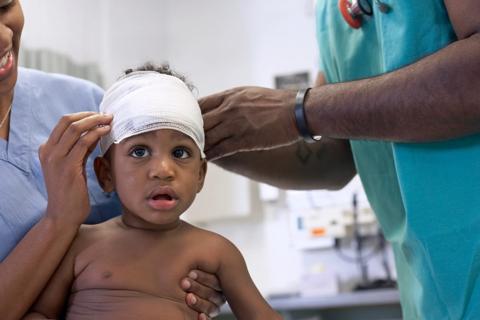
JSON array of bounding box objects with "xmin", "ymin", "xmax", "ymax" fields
[{"xmin": 200, "ymin": 0, "xmax": 480, "ymax": 319}]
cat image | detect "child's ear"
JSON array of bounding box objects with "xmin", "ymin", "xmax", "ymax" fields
[
  {"xmin": 94, "ymin": 157, "xmax": 114, "ymax": 192},
  {"xmin": 196, "ymin": 160, "xmax": 207, "ymax": 193}
]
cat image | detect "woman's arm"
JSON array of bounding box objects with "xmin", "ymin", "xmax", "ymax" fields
[
  {"xmin": 0, "ymin": 112, "xmax": 112, "ymax": 320},
  {"xmin": 22, "ymin": 241, "xmax": 76, "ymax": 319},
  {"xmin": 21, "ymin": 312, "xmax": 49, "ymax": 320},
  {"xmin": 1, "ymin": 218, "xmax": 78, "ymax": 320},
  {"xmin": 215, "ymin": 237, "xmax": 282, "ymax": 320}
]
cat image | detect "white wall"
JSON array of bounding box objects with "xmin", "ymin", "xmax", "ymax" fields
[
  {"xmin": 21, "ymin": 0, "xmax": 318, "ymax": 91},
  {"xmin": 21, "ymin": 0, "xmax": 105, "ymax": 66},
  {"xmin": 163, "ymin": 0, "xmax": 318, "ymax": 93},
  {"xmin": 99, "ymin": 0, "xmax": 170, "ymax": 84}
]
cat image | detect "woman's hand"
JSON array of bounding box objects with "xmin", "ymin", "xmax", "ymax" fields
[
  {"xmin": 39, "ymin": 112, "xmax": 112, "ymax": 227},
  {"xmin": 181, "ymin": 269, "xmax": 226, "ymax": 319}
]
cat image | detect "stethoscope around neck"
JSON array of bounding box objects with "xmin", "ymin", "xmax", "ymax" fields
[{"xmin": 339, "ymin": 0, "xmax": 390, "ymax": 29}]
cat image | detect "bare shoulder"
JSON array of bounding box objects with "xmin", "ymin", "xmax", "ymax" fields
[
  {"xmin": 181, "ymin": 221, "xmax": 241, "ymax": 256},
  {"xmin": 73, "ymin": 217, "xmax": 120, "ymax": 250},
  {"xmin": 182, "ymin": 221, "xmax": 228, "ymax": 242}
]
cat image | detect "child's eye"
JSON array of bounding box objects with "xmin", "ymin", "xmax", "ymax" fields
[
  {"xmin": 130, "ymin": 146, "xmax": 150, "ymax": 158},
  {"xmin": 172, "ymin": 147, "xmax": 190, "ymax": 159}
]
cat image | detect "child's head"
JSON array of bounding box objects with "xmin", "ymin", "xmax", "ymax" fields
[
  {"xmin": 99, "ymin": 63, "xmax": 204, "ymax": 158},
  {"xmin": 94, "ymin": 63, "xmax": 207, "ymax": 229}
]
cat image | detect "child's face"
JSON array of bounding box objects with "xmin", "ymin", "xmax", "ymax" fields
[{"xmin": 95, "ymin": 129, "xmax": 207, "ymax": 230}]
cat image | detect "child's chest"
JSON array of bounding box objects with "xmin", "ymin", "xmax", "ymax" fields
[{"xmin": 72, "ymin": 231, "xmax": 215, "ymax": 300}]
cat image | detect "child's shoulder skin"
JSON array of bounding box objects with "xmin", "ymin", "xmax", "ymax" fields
[{"xmin": 73, "ymin": 217, "xmax": 230, "ymax": 276}]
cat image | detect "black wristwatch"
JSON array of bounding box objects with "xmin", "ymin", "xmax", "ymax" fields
[{"xmin": 294, "ymin": 88, "xmax": 322, "ymax": 143}]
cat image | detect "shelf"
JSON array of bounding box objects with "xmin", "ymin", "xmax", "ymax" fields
[
  {"xmin": 220, "ymin": 288, "xmax": 400, "ymax": 314},
  {"xmin": 268, "ymin": 288, "xmax": 399, "ymax": 311}
]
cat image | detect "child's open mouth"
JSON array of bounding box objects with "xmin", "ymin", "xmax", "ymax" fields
[
  {"xmin": 153, "ymin": 194, "xmax": 173, "ymax": 201},
  {"xmin": 148, "ymin": 188, "xmax": 178, "ymax": 210}
]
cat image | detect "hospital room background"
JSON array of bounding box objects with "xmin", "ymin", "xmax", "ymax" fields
[{"xmin": 20, "ymin": 1, "xmax": 401, "ymax": 319}]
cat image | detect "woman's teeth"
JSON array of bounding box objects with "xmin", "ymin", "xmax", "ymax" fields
[{"xmin": 0, "ymin": 51, "xmax": 10, "ymax": 68}]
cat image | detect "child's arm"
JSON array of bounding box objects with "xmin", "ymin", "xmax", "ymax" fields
[
  {"xmin": 22, "ymin": 236, "xmax": 77, "ymax": 319},
  {"xmin": 215, "ymin": 237, "xmax": 283, "ymax": 320}
]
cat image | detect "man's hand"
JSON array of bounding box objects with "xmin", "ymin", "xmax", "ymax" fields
[
  {"xmin": 181, "ymin": 270, "xmax": 226, "ymax": 319},
  {"xmin": 39, "ymin": 112, "xmax": 112, "ymax": 227},
  {"xmin": 200, "ymin": 86, "xmax": 299, "ymax": 160}
]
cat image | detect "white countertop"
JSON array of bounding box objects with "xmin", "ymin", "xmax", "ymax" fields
[{"xmin": 220, "ymin": 288, "xmax": 400, "ymax": 314}]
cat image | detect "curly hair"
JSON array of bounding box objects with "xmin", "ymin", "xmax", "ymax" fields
[{"xmin": 124, "ymin": 62, "xmax": 195, "ymax": 92}]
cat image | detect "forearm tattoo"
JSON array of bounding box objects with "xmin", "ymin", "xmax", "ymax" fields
[{"xmin": 295, "ymin": 142, "xmax": 313, "ymax": 165}]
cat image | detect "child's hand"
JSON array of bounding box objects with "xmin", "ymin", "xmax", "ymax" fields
[
  {"xmin": 39, "ymin": 112, "xmax": 112, "ymax": 227},
  {"xmin": 181, "ymin": 269, "xmax": 226, "ymax": 318}
]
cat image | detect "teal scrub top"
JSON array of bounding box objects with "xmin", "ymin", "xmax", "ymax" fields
[{"xmin": 316, "ymin": 1, "xmax": 480, "ymax": 319}]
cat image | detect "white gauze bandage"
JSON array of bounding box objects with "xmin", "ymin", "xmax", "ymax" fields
[{"xmin": 99, "ymin": 71, "xmax": 205, "ymax": 158}]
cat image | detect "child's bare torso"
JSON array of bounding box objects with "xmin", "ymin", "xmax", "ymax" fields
[
  {"xmin": 65, "ymin": 218, "xmax": 221, "ymax": 320},
  {"xmin": 67, "ymin": 289, "xmax": 193, "ymax": 320}
]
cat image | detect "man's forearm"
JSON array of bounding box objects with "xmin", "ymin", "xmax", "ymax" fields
[
  {"xmin": 306, "ymin": 33, "xmax": 480, "ymax": 142},
  {"xmin": 213, "ymin": 137, "xmax": 356, "ymax": 190}
]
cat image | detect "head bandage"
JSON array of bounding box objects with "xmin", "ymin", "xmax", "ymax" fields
[{"xmin": 99, "ymin": 71, "xmax": 205, "ymax": 158}]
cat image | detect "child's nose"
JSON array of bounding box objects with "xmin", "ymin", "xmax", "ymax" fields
[{"xmin": 148, "ymin": 156, "xmax": 175, "ymax": 180}]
